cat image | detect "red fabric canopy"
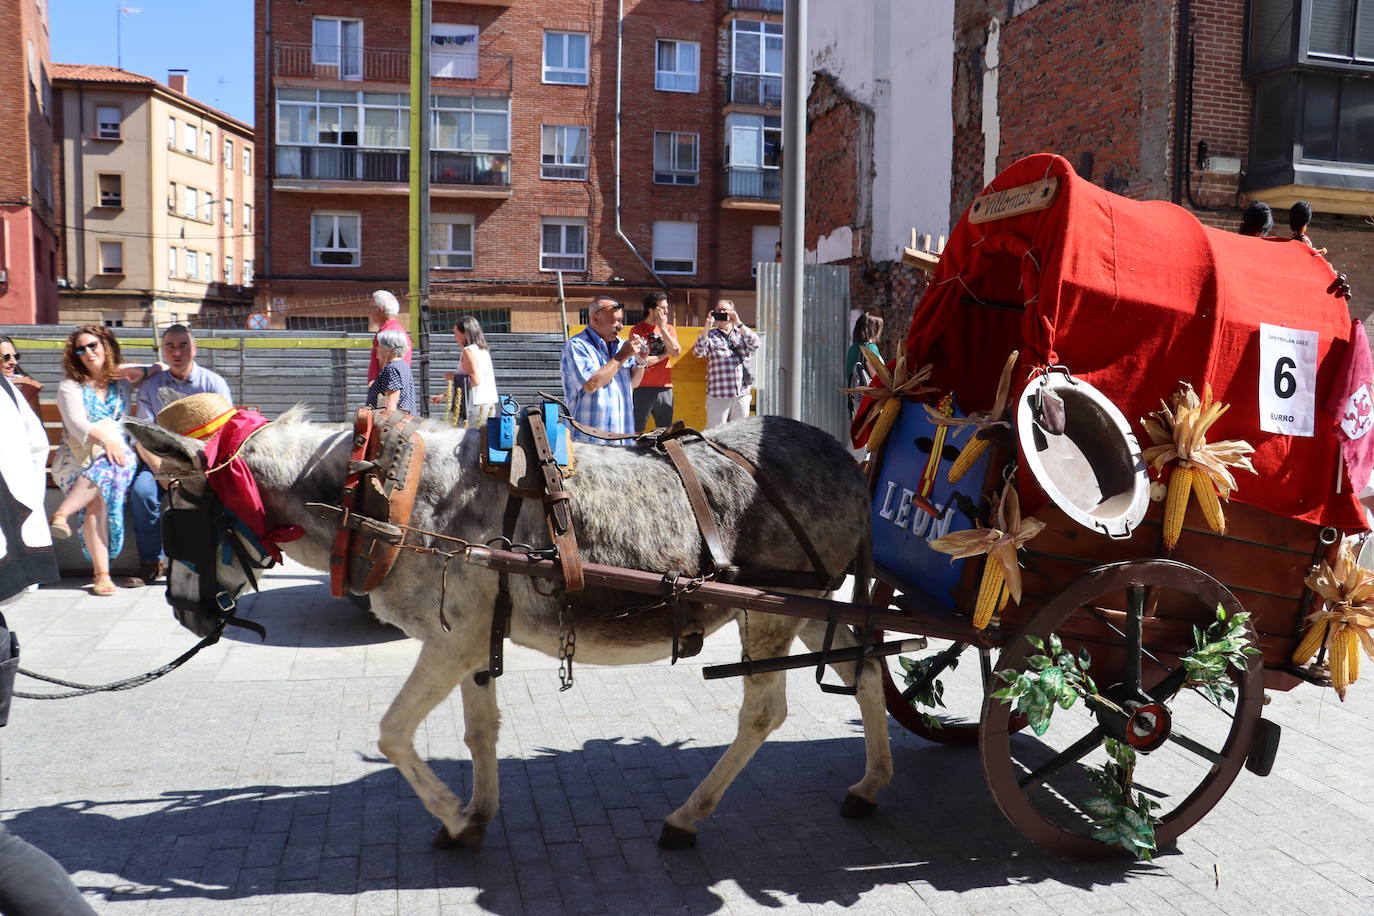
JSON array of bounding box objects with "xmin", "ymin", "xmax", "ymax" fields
[{"xmin": 901, "ymin": 153, "xmax": 1367, "ymax": 531}]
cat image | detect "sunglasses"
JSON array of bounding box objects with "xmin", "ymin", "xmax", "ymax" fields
[
  {"xmin": 0, "ymin": 353, "xmax": 17, "ymax": 363},
  {"xmin": 74, "ymin": 341, "xmax": 103, "ymax": 354}
]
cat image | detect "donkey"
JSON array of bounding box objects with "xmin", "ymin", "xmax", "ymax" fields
[{"xmin": 126, "ymin": 410, "xmax": 891, "ymax": 850}]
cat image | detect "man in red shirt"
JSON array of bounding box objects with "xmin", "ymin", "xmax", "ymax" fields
[
  {"xmin": 629, "ymin": 291, "xmax": 682, "ymax": 432},
  {"xmin": 367, "ymin": 289, "xmax": 412, "ymax": 384}
]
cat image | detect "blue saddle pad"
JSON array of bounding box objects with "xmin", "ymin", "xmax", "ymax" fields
[
  {"xmin": 870, "ymin": 397, "xmax": 994, "ymax": 609},
  {"xmin": 485, "ymin": 401, "xmax": 569, "ymax": 467}
]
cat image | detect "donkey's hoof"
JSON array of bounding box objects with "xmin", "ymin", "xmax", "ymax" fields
[
  {"xmin": 432, "ymin": 823, "xmax": 485, "ymax": 849},
  {"xmin": 657, "ymin": 823, "xmax": 697, "ymax": 850},
  {"xmin": 840, "ymin": 792, "xmax": 877, "ymax": 819}
]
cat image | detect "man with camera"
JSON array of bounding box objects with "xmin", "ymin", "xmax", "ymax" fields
[
  {"xmin": 692, "ymin": 299, "xmax": 759, "ymax": 428},
  {"xmin": 561, "ymin": 296, "xmax": 645, "ymax": 444},
  {"xmin": 629, "ymin": 291, "xmax": 682, "ymax": 432}
]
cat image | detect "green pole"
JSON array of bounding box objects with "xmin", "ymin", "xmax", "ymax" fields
[{"xmin": 408, "ymin": 0, "xmax": 432, "ymax": 414}]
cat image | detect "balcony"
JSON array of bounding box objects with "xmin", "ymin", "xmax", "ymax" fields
[
  {"xmin": 726, "ymin": 73, "xmax": 782, "ymax": 108},
  {"xmin": 729, "ymin": 0, "xmax": 784, "ymax": 11},
  {"xmin": 723, "ymin": 166, "xmax": 781, "ymax": 209},
  {"xmin": 272, "ymin": 42, "xmax": 513, "ymax": 91},
  {"xmin": 273, "ymin": 146, "xmax": 512, "ymax": 196}
]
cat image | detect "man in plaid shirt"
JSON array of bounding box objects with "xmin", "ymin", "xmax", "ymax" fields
[
  {"xmin": 561, "ymin": 296, "xmax": 645, "ymax": 445},
  {"xmin": 692, "ymin": 299, "xmax": 759, "ymax": 428}
]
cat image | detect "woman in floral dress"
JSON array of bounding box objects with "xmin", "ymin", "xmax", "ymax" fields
[{"xmin": 48, "ymin": 325, "xmax": 137, "ymax": 596}]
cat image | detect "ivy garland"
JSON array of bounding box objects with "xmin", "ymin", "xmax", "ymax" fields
[{"xmin": 897, "ymin": 653, "xmax": 957, "ymax": 732}]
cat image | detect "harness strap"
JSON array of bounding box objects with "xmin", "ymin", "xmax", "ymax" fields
[
  {"xmin": 477, "ymin": 495, "xmax": 522, "ymax": 686},
  {"xmin": 661, "ymin": 437, "xmax": 732, "ymax": 573},
  {"xmin": 330, "ymin": 410, "xmax": 374, "ymax": 598},
  {"xmin": 526, "ymin": 408, "xmax": 585, "ymax": 593}
]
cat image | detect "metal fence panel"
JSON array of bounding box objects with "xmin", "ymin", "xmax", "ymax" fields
[{"xmin": 754, "ymin": 263, "xmax": 851, "ymax": 444}]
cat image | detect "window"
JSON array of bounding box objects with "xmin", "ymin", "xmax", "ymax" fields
[
  {"xmin": 543, "ymin": 31, "xmax": 589, "ymax": 85},
  {"xmin": 99, "ymin": 241, "xmax": 124, "ymax": 274},
  {"xmin": 225, "ymin": 256, "xmax": 234, "ymax": 284},
  {"xmin": 224, "ymin": 138, "xmax": 233, "ymax": 167},
  {"xmin": 167, "ymin": 116, "xmax": 177, "ymax": 148},
  {"xmin": 97, "ymin": 173, "xmax": 122, "ymax": 208},
  {"xmin": 225, "ymin": 197, "xmax": 233, "ymax": 226},
  {"xmin": 201, "ymin": 253, "xmax": 211, "ymax": 282},
  {"xmin": 432, "ymin": 94, "xmax": 510, "ymax": 151},
  {"xmin": 656, "ymin": 40, "xmax": 699, "ymax": 92},
  {"xmin": 430, "ymin": 216, "xmax": 474, "ymax": 269},
  {"xmin": 243, "ymin": 260, "xmax": 254, "ymax": 286},
  {"xmin": 181, "ymin": 185, "xmax": 197, "ymax": 218},
  {"xmin": 276, "ymin": 88, "xmax": 410, "ymax": 148},
  {"xmin": 243, "ymin": 147, "xmax": 251, "ymax": 175},
  {"xmin": 540, "ymin": 218, "xmax": 586, "ymax": 271},
  {"xmin": 202, "ymin": 190, "xmax": 214, "ymax": 221},
  {"xmin": 183, "ymin": 122, "xmax": 197, "ymax": 153},
  {"xmin": 652, "ymin": 221, "xmax": 696, "ymax": 274},
  {"xmin": 167, "ymin": 182, "xmax": 177, "ymax": 212},
  {"xmin": 186, "ymin": 249, "xmax": 198, "ymax": 278},
  {"xmin": 751, "ymin": 224, "xmax": 780, "ymax": 276},
  {"xmin": 95, "ymin": 105, "xmax": 121, "ymax": 139},
  {"xmin": 725, "ymin": 112, "xmax": 782, "ymax": 168},
  {"xmin": 168, "ymin": 246, "xmax": 177, "ymax": 278},
  {"xmin": 432, "ymin": 24, "xmax": 479, "ymax": 79},
  {"xmin": 312, "ymin": 212, "xmax": 361, "ymax": 266},
  {"xmin": 653, "ymin": 131, "xmax": 698, "ymax": 185},
  {"xmin": 730, "ymin": 20, "xmax": 783, "ymax": 105},
  {"xmin": 313, "ymin": 16, "xmax": 363, "ymax": 79},
  {"xmin": 541, "ymin": 125, "xmax": 588, "ymax": 179},
  {"xmin": 244, "ymin": 203, "xmax": 253, "ymax": 231},
  {"xmin": 202, "ymin": 129, "xmax": 213, "ymax": 160}
]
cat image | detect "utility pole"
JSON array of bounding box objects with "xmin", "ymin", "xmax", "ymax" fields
[
  {"xmin": 779, "ymin": 0, "xmax": 807, "ymax": 420},
  {"xmin": 408, "ymin": 0, "xmax": 433, "ymax": 415}
]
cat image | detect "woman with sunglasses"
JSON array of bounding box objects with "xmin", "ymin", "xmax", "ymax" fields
[
  {"xmin": 48, "ymin": 326, "xmax": 137, "ymax": 597},
  {"xmin": 0, "ymin": 335, "xmax": 43, "ymax": 416}
]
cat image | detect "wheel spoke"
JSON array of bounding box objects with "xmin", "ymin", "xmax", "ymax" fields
[
  {"xmin": 1085, "ymin": 604, "xmax": 1173, "ymax": 676},
  {"xmin": 1018, "ymin": 727, "xmax": 1107, "ymax": 791},
  {"xmin": 1166, "ymin": 730, "xmax": 1225, "ymax": 765},
  {"xmin": 899, "ymin": 641, "xmax": 966, "ymax": 703},
  {"xmin": 1125, "ymin": 586, "xmax": 1145, "ymax": 693}
]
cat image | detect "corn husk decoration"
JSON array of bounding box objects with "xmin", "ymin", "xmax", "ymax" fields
[
  {"xmin": 844, "ymin": 349, "xmax": 938, "ymax": 455},
  {"xmin": 1141, "ymin": 382, "xmax": 1256, "ymax": 549},
  {"xmin": 930, "ymin": 482, "xmax": 1046, "ymax": 629},
  {"xmin": 1294, "ymin": 542, "xmax": 1374, "ymax": 700},
  {"xmin": 924, "ymin": 350, "xmax": 1019, "ymax": 483}
]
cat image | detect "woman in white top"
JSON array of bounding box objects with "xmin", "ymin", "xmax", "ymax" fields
[{"xmin": 434, "ymin": 316, "xmax": 499, "ymax": 426}]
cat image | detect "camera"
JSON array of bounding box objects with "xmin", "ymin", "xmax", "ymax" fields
[
  {"xmin": 712, "ymin": 310, "xmax": 730, "ymax": 322},
  {"xmin": 648, "ymin": 335, "xmax": 667, "ymax": 356}
]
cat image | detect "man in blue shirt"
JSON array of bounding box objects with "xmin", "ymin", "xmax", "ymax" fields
[
  {"xmin": 561, "ymin": 296, "xmax": 644, "ymax": 445},
  {"xmin": 129, "ymin": 325, "xmax": 232, "ymax": 584}
]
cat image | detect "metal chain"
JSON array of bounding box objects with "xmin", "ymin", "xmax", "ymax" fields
[
  {"xmin": 740, "ymin": 609, "xmax": 752, "ymax": 663},
  {"xmin": 557, "ymin": 593, "xmax": 576, "ymax": 691}
]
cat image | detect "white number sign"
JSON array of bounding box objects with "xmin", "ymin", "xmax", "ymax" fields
[{"xmin": 1258, "ymin": 322, "xmax": 1318, "ymax": 437}]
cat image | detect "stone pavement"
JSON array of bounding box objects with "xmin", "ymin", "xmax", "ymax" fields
[{"xmin": 2, "ymin": 562, "xmax": 1373, "ymax": 915}]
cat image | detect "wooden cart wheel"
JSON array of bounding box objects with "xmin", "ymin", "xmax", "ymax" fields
[
  {"xmin": 878, "ymin": 631, "xmax": 1019, "ymax": 745},
  {"xmin": 979, "ymin": 559, "xmax": 1263, "ymax": 859}
]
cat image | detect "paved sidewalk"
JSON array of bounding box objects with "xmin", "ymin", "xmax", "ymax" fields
[{"xmin": 2, "ymin": 562, "xmax": 1373, "ymax": 914}]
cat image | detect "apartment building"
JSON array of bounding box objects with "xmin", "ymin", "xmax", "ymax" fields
[
  {"xmin": 255, "ymin": 0, "xmax": 783, "ymax": 332},
  {"xmin": 0, "ymin": 0, "xmax": 59, "ymax": 324},
  {"xmin": 52, "ymin": 66, "xmax": 256, "ymax": 328}
]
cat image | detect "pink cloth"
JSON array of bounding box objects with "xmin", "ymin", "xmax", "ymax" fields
[
  {"xmin": 367, "ymin": 318, "xmax": 413, "ymax": 383},
  {"xmin": 203, "ymin": 409, "xmax": 303, "ymax": 562},
  {"xmin": 1326, "ymin": 319, "xmax": 1374, "ymax": 494}
]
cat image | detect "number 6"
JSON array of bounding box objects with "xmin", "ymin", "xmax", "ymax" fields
[{"xmin": 1274, "ymin": 356, "xmax": 1297, "ymax": 398}]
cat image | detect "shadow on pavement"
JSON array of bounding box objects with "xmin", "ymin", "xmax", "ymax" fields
[
  {"xmin": 3, "ymin": 732, "xmax": 1155, "ymax": 912},
  {"xmin": 211, "ymin": 583, "xmax": 406, "ymax": 648}
]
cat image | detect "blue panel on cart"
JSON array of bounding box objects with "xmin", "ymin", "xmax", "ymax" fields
[
  {"xmin": 486, "ymin": 402, "xmax": 569, "ymax": 466},
  {"xmin": 870, "ymin": 398, "xmax": 995, "ymax": 610}
]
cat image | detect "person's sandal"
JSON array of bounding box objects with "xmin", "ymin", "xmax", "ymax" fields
[
  {"xmin": 91, "ymin": 573, "xmax": 116, "ymax": 597},
  {"xmin": 49, "ymin": 514, "xmax": 71, "ymax": 540}
]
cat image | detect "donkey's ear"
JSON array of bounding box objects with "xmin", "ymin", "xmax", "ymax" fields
[{"xmin": 123, "ymin": 418, "xmax": 203, "ymax": 467}]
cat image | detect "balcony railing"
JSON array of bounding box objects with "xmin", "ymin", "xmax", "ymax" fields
[
  {"xmin": 725, "ymin": 166, "xmax": 781, "ymax": 201},
  {"xmin": 727, "ymin": 73, "xmax": 782, "ymax": 107},
  {"xmin": 272, "ymin": 42, "xmax": 513, "ymax": 91},
  {"xmin": 729, "ymin": 0, "xmax": 785, "ymax": 11},
  {"xmin": 275, "ymin": 146, "xmax": 512, "ymax": 187}
]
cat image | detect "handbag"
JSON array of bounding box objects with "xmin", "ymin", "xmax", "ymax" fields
[{"xmin": 49, "ymin": 418, "xmax": 120, "ymax": 484}]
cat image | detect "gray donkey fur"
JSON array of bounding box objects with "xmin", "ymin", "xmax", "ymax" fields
[{"xmin": 127, "ymin": 410, "xmax": 892, "ymax": 850}]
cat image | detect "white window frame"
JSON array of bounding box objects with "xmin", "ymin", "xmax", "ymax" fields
[
  {"xmin": 725, "ymin": 112, "xmax": 782, "ymax": 169},
  {"xmin": 312, "ymin": 16, "xmax": 364, "ymax": 80},
  {"xmin": 431, "ymin": 94, "xmax": 510, "ymax": 153},
  {"xmin": 244, "ymin": 203, "xmax": 253, "ymax": 231},
  {"xmin": 167, "ymin": 182, "xmax": 177, "ymax": 213},
  {"xmin": 167, "ymin": 116, "xmax": 177, "ymax": 148},
  {"xmin": 225, "ymin": 197, "xmax": 234, "ymax": 227},
  {"xmin": 432, "ymin": 24, "xmax": 479, "ymax": 79},
  {"xmin": 183, "ymin": 122, "xmax": 197, "ymax": 154},
  {"xmin": 543, "ymin": 31, "xmax": 589, "ymax": 85},
  {"xmin": 429, "ymin": 216, "xmax": 474, "ymax": 270},
  {"xmin": 186, "ymin": 249, "xmax": 198, "ymax": 278},
  {"xmin": 97, "ymin": 173, "xmax": 123, "ymax": 208},
  {"xmin": 168, "ymin": 246, "xmax": 177, "ymax": 278},
  {"xmin": 243, "ymin": 147, "xmax": 252, "ymax": 175},
  {"xmin": 98, "ymin": 241, "xmax": 124, "ymax": 274},
  {"xmin": 243, "ymin": 260, "xmax": 254, "ymax": 286},
  {"xmin": 731, "ymin": 20, "xmax": 784, "ymax": 78},
  {"xmin": 655, "ymin": 40, "xmax": 699, "ymax": 93},
  {"xmin": 224, "ymin": 138, "xmax": 233, "ymax": 167},
  {"xmin": 653, "ymin": 130, "xmax": 699, "ymax": 185},
  {"xmin": 225, "ymin": 255, "xmax": 235, "ymax": 284},
  {"xmin": 540, "ymin": 125, "xmax": 588, "ymax": 180},
  {"xmin": 201, "ymin": 253, "xmax": 212, "ymax": 282},
  {"xmin": 202, "ymin": 129, "xmax": 213, "ymax": 160},
  {"xmin": 652, "ymin": 221, "xmax": 697, "ymax": 275},
  {"xmin": 540, "ymin": 218, "xmax": 587, "ymax": 272},
  {"xmin": 181, "ymin": 185, "xmax": 197, "ymax": 219},
  {"xmin": 750, "ymin": 224, "xmax": 780, "ymax": 277},
  {"xmin": 95, "ymin": 105, "xmax": 122, "ymax": 139},
  {"xmin": 202, "ymin": 190, "xmax": 214, "ymax": 222},
  {"xmin": 311, "ymin": 211, "xmax": 362, "ymax": 267}
]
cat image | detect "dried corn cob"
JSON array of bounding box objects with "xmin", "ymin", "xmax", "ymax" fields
[
  {"xmin": 972, "ymin": 557, "xmax": 1005, "ymax": 630},
  {"xmin": 1191, "ymin": 466, "xmax": 1226, "ymax": 533},
  {"xmin": 867, "ymin": 398, "xmax": 903, "ymax": 455},
  {"xmin": 1163, "ymin": 465, "xmax": 1195, "ymax": 550},
  {"xmin": 948, "ymin": 434, "xmax": 989, "ymax": 484},
  {"xmin": 1348, "ymin": 627, "xmax": 1361, "ymax": 686},
  {"xmin": 1291, "ymin": 620, "xmax": 1326, "ymax": 666},
  {"xmin": 1331, "ymin": 627, "xmax": 1356, "ymax": 698}
]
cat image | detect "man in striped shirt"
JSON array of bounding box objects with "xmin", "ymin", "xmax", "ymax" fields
[{"xmin": 561, "ymin": 296, "xmax": 645, "ymax": 444}]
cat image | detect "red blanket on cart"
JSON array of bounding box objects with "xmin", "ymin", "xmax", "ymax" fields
[{"xmin": 899, "ymin": 153, "xmax": 1368, "ymax": 531}]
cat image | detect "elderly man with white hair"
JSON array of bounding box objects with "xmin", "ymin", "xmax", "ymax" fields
[{"xmin": 367, "ymin": 289, "xmax": 412, "ymax": 384}]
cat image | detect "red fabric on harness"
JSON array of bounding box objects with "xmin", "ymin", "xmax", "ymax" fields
[
  {"xmin": 895, "ymin": 153, "xmax": 1367, "ymax": 531},
  {"xmin": 203, "ymin": 409, "xmax": 304, "ymax": 562}
]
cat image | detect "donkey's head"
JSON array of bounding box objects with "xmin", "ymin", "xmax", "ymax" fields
[{"xmin": 124, "ymin": 418, "xmax": 275, "ymax": 640}]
